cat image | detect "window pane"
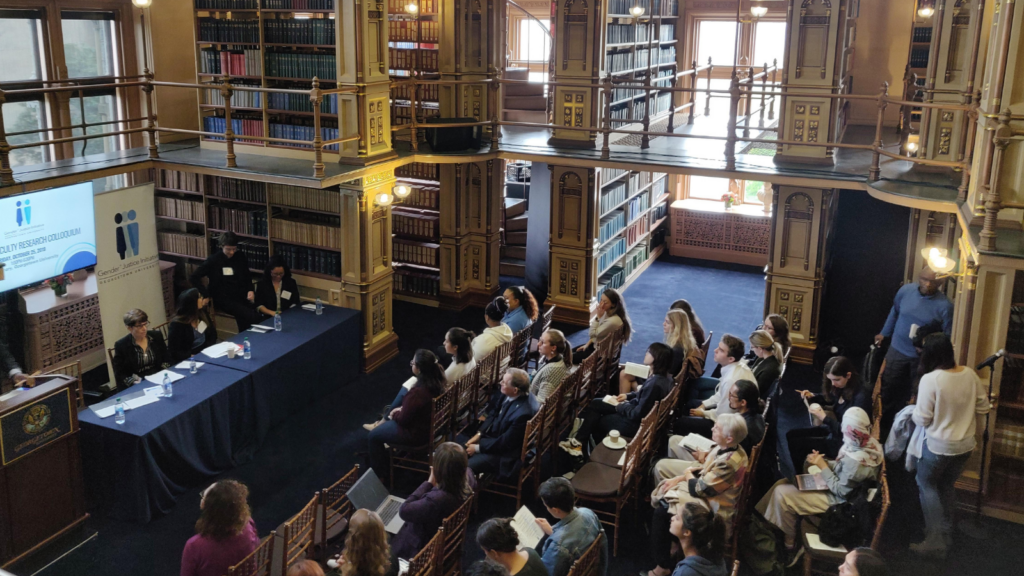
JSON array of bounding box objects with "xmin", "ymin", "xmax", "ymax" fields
[
  {"xmin": 68, "ymin": 94, "xmax": 118, "ymax": 157},
  {"xmin": 688, "ymin": 175, "xmax": 731, "ymax": 201},
  {"xmin": 61, "ymin": 12, "xmax": 117, "ymax": 79},
  {"xmin": 3, "ymin": 100, "xmax": 47, "ymax": 167},
  {"xmin": 744, "ymin": 180, "xmax": 765, "ymax": 204},
  {"xmin": 753, "ymin": 22, "xmax": 786, "ymax": 69},
  {"xmin": 696, "ymin": 21, "xmax": 737, "ymax": 68},
  {"xmin": 518, "ymin": 19, "xmax": 550, "ymax": 62},
  {"xmin": 0, "ymin": 11, "xmax": 44, "ymax": 82}
]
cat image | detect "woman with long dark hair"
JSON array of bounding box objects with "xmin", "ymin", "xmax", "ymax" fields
[
  {"xmin": 573, "ymin": 288, "xmax": 632, "ymax": 364},
  {"xmin": 181, "ymin": 480, "xmax": 259, "ymax": 576},
  {"xmin": 910, "ymin": 333, "xmax": 990, "ymax": 556},
  {"xmin": 367, "ymin": 350, "xmax": 447, "ymax": 474},
  {"xmin": 644, "ymin": 502, "xmax": 727, "ymax": 576},
  {"xmin": 444, "ymin": 327, "xmax": 477, "ymax": 382},
  {"xmin": 255, "ymin": 255, "xmax": 301, "ymax": 318},
  {"xmin": 503, "ymin": 286, "xmax": 539, "ymax": 334},
  {"xmin": 763, "ymin": 314, "xmax": 792, "ymax": 358},
  {"xmin": 168, "ymin": 288, "xmax": 218, "ymax": 363},
  {"xmin": 476, "ymin": 518, "xmax": 549, "ymax": 576}
]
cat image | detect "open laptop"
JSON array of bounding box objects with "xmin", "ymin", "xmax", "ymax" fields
[{"xmin": 346, "ymin": 469, "xmax": 406, "ymax": 534}]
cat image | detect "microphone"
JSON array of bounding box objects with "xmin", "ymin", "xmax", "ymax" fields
[{"xmin": 976, "ymin": 350, "xmax": 1005, "ymax": 371}]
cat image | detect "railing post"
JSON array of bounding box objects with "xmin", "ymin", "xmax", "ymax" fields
[
  {"xmin": 601, "ymin": 75, "xmax": 612, "ymax": 160},
  {"xmin": 759, "ymin": 63, "xmax": 767, "ymax": 127},
  {"xmin": 310, "ymin": 77, "xmax": 325, "ymax": 178},
  {"xmin": 688, "ymin": 60, "xmax": 697, "ymax": 125},
  {"xmin": 142, "ymin": 68, "xmax": 159, "ymax": 159},
  {"xmin": 704, "ymin": 57, "xmax": 713, "ymax": 116},
  {"xmin": 667, "ymin": 75, "xmax": 677, "ymax": 133},
  {"xmin": 741, "ymin": 66, "xmax": 753, "ymax": 139},
  {"xmin": 869, "ymin": 82, "xmax": 889, "ymax": 181},
  {"xmin": 641, "ymin": 81, "xmax": 652, "ymax": 149},
  {"xmin": 409, "ymin": 80, "xmax": 419, "ymax": 152},
  {"xmin": 980, "ymin": 111, "xmax": 1013, "ymax": 251},
  {"xmin": 725, "ymin": 75, "xmax": 740, "ymax": 171},
  {"xmin": 768, "ymin": 58, "xmax": 777, "ymax": 120},
  {"xmin": 489, "ymin": 75, "xmax": 500, "ymax": 152},
  {"xmin": 220, "ymin": 75, "xmax": 236, "ymax": 168},
  {"xmin": 958, "ymin": 93, "xmax": 980, "ymax": 202},
  {"xmin": 0, "ymin": 89, "xmax": 14, "ymax": 186}
]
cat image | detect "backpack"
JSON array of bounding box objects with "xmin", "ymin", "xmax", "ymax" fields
[{"xmin": 817, "ymin": 481, "xmax": 881, "ymax": 549}]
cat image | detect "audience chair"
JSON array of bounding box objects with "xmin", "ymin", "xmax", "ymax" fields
[
  {"xmin": 573, "ymin": 353, "xmax": 600, "ymax": 415},
  {"xmin": 408, "ymin": 531, "xmax": 442, "ymax": 576},
  {"xmin": 527, "ymin": 305, "xmax": 557, "ymax": 370},
  {"xmin": 564, "ymin": 531, "xmax": 605, "ymax": 576},
  {"xmin": 699, "ymin": 331, "xmax": 713, "ymax": 370},
  {"xmin": 437, "ymin": 494, "xmax": 475, "ymax": 576},
  {"xmin": 474, "ymin": 352, "xmax": 499, "ymax": 420},
  {"xmin": 594, "ymin": 329, "xmax": 625, "ymax": 398},
  {"xmin": 728, "ymin": 423, "xmax": 769, "ymax": 561},
  {"xmin": 571, "ymin": 404, "xmax": 649, "ymax": 555},
  {"xmin": 278, "ymin": 493, "xmax": 319, "ymax": 572},
  {"xmin": 389, "ymin": 383, "xmax": 457, "ymax": 488},
  {"xmin": 228, "ymin": 531, "xmax": 277, "ymax": 576},
  {"xmin": 545, "ymin": 371, "xmax": 581, "ymax": 461},
  {"xmin": 589, "ymin": 401, "xmax": 659, "ymax": 471},
  {"xmin": 510, "ymin": 327, "xmax": 532, "ymax": 370},
  {"xmin": 493, "ymin": 339, "xmax": 517, "ymax": 383},
  {"xmin": 479, "ymin": 397, "xmax": 550, "ymax": 510},
  {"xmin": 452, "ymin": 365, "xmax": 482, "ymax": 437},
  {"xmin": 651, "ymin": 383, "xmax": 681, "ymax": 456},
  {"xmin": 871, "ymin": 394, "xmax": 883, "ymax": 440},
  {"xmin": 315, "ymin": 465, "xmax": 360, "ymax": 559},
  {"xmin": 40, "ymin": 360, "xmax": 85, "ymax": 409}
]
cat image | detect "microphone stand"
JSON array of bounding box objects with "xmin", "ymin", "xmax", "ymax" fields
[{"xmin": 963, "ymin": 355, "xmax": 1001, "ymax": 539}]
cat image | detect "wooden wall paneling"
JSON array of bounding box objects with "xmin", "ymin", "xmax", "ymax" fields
[
  {"xmin": 548, "ymin": 0, "xmax": 604, "ymax": 147},
  {"xmin": 548, "ymin": 165, "xmax": 597, "ymax": 323}
]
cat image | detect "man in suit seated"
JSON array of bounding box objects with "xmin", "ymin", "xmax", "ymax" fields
[{"xmin": 464, "ymin": 367, "xmax": 539, "ymax": 478}]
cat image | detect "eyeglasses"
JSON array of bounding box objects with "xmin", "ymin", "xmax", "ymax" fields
[{"xmin": 132, "ymin": 322, "xmax": 150, "ymax": 329}]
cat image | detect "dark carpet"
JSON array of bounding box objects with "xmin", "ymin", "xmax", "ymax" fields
[{"xmin": 14, "ymin": 258, "xmax": 1024, "ymax": 576}]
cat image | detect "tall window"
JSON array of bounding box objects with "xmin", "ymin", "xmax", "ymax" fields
[
  {"xmin": 696, "ymin": 20, "xmax": 738, "ymax": 68},
  {"xmin": 687, "ymin": 175, "xmax": 767, "ymax": 205},
  {"xmin": 753, "ymin": 21, "xmax": 786, "ymax": 69},
  {"xmin": 62, "ymin": 11, "xmax": 122, "ymax": 157},
  {"xmin": 518, "ymin": 19, "xmax": 550, "ymax": 62}
]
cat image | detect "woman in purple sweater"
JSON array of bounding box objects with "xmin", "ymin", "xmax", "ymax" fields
[
  {"xmin": 181, "ymin": 480, "xmax": 259, "ymax": 576},
  {"xmin": 390, "ymin": 442, "xmax": 476, "ymax": 562},
  {"xmin": 368, "ymin": 349, "xmax": 447, "ymax": 476}
]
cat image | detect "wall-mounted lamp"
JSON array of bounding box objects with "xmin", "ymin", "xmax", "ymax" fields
[
  {"xmin": 750, "ymin": 3, "xmax": 768, "ymax": 18},
  {"xmin": 406, "ymin": 2, "xmax": 419, "ymax": 14},
  {"xmin": 629, "ymin": 5, "xmax": 645, "ymax": 18},
  {"xmin": 393, "ymin": 184, "xmax": 412, "ymax": 200},
  {"xmin": 917, "ymin": 0, "xmax": 936, "ymax": 18},
  {"xmin": 922, "ymin": 247, "xmax": 958, "ymax": 275},
  {"xmin": 375, "ymin": 192, "xmax": 393, "ymax": 206},
  {"xmin": 131, "ymin": 0, "xmax": 153, "ymax": 7}
]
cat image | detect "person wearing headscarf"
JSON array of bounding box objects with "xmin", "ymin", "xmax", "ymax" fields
[{"xmin": 755, "ymin": 407, "xmax": 882, "ymax": 548}]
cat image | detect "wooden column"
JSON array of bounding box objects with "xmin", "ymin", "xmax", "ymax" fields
[
  {"xmin": 764, "ymin": 186, "xmax": 837, "ymax": 364},
  {"xmin": 337, "ymin": 0, "xmax": 397, "ymax": 165},
  {"xmin": 438, "ymin": 160, "xmax": 502, "ymax": 308},
  {"xmin": 338, "ymin": 170, "xmax": 400, "ymax": 371},
  {"xmin": 548, "ymin": 0, "xmax": 604, "ymax": 147},
  {"xmin": 547, "ymin": 165, "xmax": 598, "ymax": 324}
]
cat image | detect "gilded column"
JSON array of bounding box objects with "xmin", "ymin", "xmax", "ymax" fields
[
  {"xmin": 547, "ymin": 165, "xmax": 598, "ymax": 324},
  {"xmin": 548, "ymin": 0, "xmax": 604, "ymax": 147},
  {"xmin": 438, "ymin": 160, "xmax": 502, "ymax": 308},
  {"xmin": 439, "ymin": 0, "xmax": 505, "ymax": 132}
]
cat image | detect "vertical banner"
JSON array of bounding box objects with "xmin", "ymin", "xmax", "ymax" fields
[{"xmin": 93, "ymin": 183, "xmax": 166, "ymax": 382}]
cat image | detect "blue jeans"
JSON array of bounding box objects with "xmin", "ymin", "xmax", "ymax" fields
[
  {"xmin": 916, "ymin": 442, "xmax": 971, "ymax": 549},
  {"xmin": 389, "ymin": 388, "xmax": 408, "ymax": 414},
  {"xmin": 368, "ymin": 420, "xmax": 418, "ymax": 476}
]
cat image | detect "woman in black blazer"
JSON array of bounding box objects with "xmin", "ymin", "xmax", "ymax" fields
[
  {"xmin": 167, "ymin": 288, "xmax": 219, "ymax": 364},
  {"xmin": 254, "ymin": 255, "xmax": 301, "ymax": 318},
  {"xmin": 747, "ymin": 329, "xmax": 783, "ymax": 394},
  {"xmin": 112, "ymin": 309, "xmax": 170, "ymax": 391}
]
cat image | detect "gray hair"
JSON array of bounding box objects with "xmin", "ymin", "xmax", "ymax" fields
[
  {"xmin": 717, "ymin": 413, "xmax": 748, "ymax": 446},
  {"xmin": 505, "ymin": 368, "xmax": 530, "ymax": 394}
]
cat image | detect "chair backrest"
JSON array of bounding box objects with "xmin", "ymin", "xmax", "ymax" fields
[
  {"xmin": 430, "ymin": 383, "xmax": 457, "ymax": 447},
  {"xmin": 539, "ymin": 377, "xmax": 567, "ymax": 454},
  {"xmin": 598, "ymin": 330, "xmax": 625, "ymax": 396},
  {"xmin": 408, "ymin": 531, "xmax": 441, "ymax": 576},
  {"xmin": 539, "ymin": 305, "xmax": 555, "ymax": 335},
  {"xmin": 511, "ymin": 327, "xmax": 531, "ymax": 370},
  {"xmin": 657, "ymin": 384, "xmax": 681, "ymax": 435},
  {"xmin": 282, "ymin": 494, "xmax": 319, "ymax": 570},
  {"xmin": 152, "ymin": 320, "xmax": 170, "ymax": 342},
  {"xmin": 319, "ymin": 465, "xmax": 360, "ymax": 551},
  {"xmin": 493, "ymin": 339, "xmax": 517, "ymax": 384},
  {"xmin": 437, "ymin": 495, "xmax": 475, "ymax": 576},
  {"xmin": 41, "ymin": 361, "xmax": 85, "ymax": 409},
  {"xmin": 565, "ymin": 531, "xmax": 604, "ymax": 576},
  {"xmin": 729, "ymin": 422, "xmax": 769, "ymax": 558},
  {"xmin": 228, "ymin": 532, "xmax": 277, "ymax": 576},
  {"xmin": 634, "ymin": 401, "xmax": 661, "ymax": 472},
  {"xmin": 475, "ymin": 352, "xmax": 499, "ymax": 416},
  {"xmin": 452, "ymin": 365, "xmax": 481, "ymax": 431},
  {"xmin": 574, "ymin": 353, "xmax": 600, "ymax": 414},
  {"xmin": 871, "ymin": 394, "xmax": 883, "ymax": 441},
  {"xmin": 700, "ymin": 330, "xmax": 713, "ymax": 363},
  {"xmin": 552, "ymin": 369, "xmax": 581, "ymax": 432},
  {"xmin": 869, "ymin": 462, "xmax": 892, "ymax": 550},
  {"xmin": 520, "ymin": 400, "xmax": 547, "ymax": 463}
]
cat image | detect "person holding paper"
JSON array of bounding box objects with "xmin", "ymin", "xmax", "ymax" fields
[
  {"xmin": 464, "ymin": 368, "xmax": 539, "ymax": 477},
  {"xmin": 619, "ymin": 310, "xmax": 702, "ymax": 395},
  {"xmin": 255, "ymin": 255, "xmax": 301, "ymax": 318},
  {"xmin": 674, "ymin": 335, "xmax": 755, "ymax": 439},
  {"xmin": 756, "ymin": 407, "xmax": 882, "ymax": 550},
  {"xmin": 168, "ymin": 288, "xmax": 219, "ymax": 363},
  {"xmin": 476, "ymin": 518, "xmax": 550, "ymax": 576},
  {"xmin": 788, "ymin": 356, "xmax": 871, "ymax": 472},
  {"xmin": 874, "ymin": 266, "xmax": 953, "ymax": 440},
  {"xmin": 530, "ymin": 329, "xmax": 571, "ymax": 403},
  {"xmin": 535, "ymin": 478, "xmax": 607, "ymax": 576},
  {"xmin": 112, "ymin": 309, "xmax": 170, "ymax": 391},
  {"xmin": 189, "ymin": 232, "xmax": 259, "ymax": 332}
]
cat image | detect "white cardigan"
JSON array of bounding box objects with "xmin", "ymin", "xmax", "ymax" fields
[
  {"xmin": 471, "ymin": 324, "xmax": 513, "ymax": 362},
  {"xmin": 913, "ymin": 367, "xmax": 991, "ymax": 456}
]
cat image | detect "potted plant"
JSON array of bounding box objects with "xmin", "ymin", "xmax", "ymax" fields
[{"xmin": 45, "ymin": 273, "xmax": 74, "ymax": 297}]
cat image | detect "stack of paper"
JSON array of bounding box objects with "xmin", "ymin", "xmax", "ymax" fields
[
  {"xmin": 510, "ymin": 506, "xmax": 546, "ymax": 550},
  {"xmin": 302, "ymin": 303, "xmax": 318, "ymax": 311},
  {"xmin": 248, "ymin": 325, "xmax": 272, "ymax": 333},
  {"xmin": 144, "ymin": 370, "xmax": 186, "ymax": 386},
  {"xmin": 202, "ymin": 342, "xmax": 242, "ymax": 358},
  {"xmin": 175, "ymin": 360, "xmax": 206, "ymax": 370}
]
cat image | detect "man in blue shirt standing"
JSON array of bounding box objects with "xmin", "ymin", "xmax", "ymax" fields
[{"xmin": 874, "ymin": 267, "xmax": 953, "ymax": 440}]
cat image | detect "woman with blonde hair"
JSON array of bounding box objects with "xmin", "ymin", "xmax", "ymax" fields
[
  {"xmin": 327, "ymin": 509, "xmax": 391, "ymax": 576},
  {"xmin": 619, "ymin": 309, "xmax": 702, "ymax": 394},
  {"xmin": 747, "ymin": 329, "xmax": 783, "ymax": 394},
  {"xmin": 530, "ymin": 329, "xmax": 572, "ymax": 402}
]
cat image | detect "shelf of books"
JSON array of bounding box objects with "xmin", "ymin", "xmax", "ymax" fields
[
  {"xmin": 593, "ymin": 166, "xmax": 670, "ymax": 303},
  {"xmin": 387, "ymin": 0, "xmax": 440, "ymax": 144},
  {"xmin": 392, "ymin": 162, "xmax": 442, "ymax": 303},
  {"xmin": 156, "ymin": 169, "xmax": 344, "ymax": 297},
  {"xmin": 604, "ymin": 0, "xmax": 680, "ymax": 133},
  {"xmin": 194, "ymin": 0, "xmax": 341, "ymax": 153},
  {"xmin": 904, "ymin": 3, "xmax": 933, "ymax": 128}
]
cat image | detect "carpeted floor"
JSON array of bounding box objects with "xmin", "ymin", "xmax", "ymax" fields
[{"xmin": 15, "ymin": 257, "xmax": 1024, "ymax": 576}]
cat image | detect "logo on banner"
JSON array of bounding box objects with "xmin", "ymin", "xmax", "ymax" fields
[
  {"xmin": 114, "ymin": 209, "xmax": 141, "ymax": 260},
  {"xmin": 15, "ymin": 199, "xmax": 31, "ymax": 227}
]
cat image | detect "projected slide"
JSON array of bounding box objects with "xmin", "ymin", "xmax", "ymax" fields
[{"xmin": 0, "ymin": 183, "xmax": 97, "ymax": 291}]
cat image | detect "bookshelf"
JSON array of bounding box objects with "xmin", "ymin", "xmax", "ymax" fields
[
  {"xmin": 387, "ymin": 0, "xmax": 440, "ymax": 143},
  {"xmin": 193, "ymin": 0, "xmax": 341, "ymax": 153},
  {"xmin": 985, "ymin": 272, "xmax": 1024, "ymax": 517},
  {"xmin": 392, "ymin": 162, "xmax": 442, "ymax": 302},
  {"xmin": 904, "ymin": 2, "xmax": 934, "ymax": 134}
]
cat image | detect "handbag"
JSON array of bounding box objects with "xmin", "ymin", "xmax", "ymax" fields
[{"xmin": 817, "ymin": 481, "xmax": 881, "ymax": 549}]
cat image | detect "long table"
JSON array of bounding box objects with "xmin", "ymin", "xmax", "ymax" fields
[{"xmin": 79, "ymin": 305, "xmax": 362, "ymax": 522}]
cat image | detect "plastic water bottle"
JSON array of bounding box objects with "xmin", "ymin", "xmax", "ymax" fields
[
  {"xmin": 114, "ymin": 398, "xmax": 126, "ymax": 425},
  {"xmin": 315, "ymin": 297, "xmax": 323, "ymax": 315},
  {"xmin": 243, "ymin": 337, "xmax": 251, "ymax": 360},
  {"xmin": 162, "ymin": 372, "xmax": 173, "ymax": 398},
  {"xmin": 190, "ymin": 356, "xmax": 197, "ymax": 374},
  {"xmin": 274, "ymin": 310, "xmax": 282, "ymax": 332}
]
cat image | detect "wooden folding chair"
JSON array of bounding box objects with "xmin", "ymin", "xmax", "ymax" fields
[
  {"xmin": 436, "ymin": 495, "xmax": 475, "ymax": 576},
  {"xmin": 452, "ymin": 365, "xmax": 482, "ymax": 437},
  {"xmin": 699, "ymin": 330, "xmax": 713, "ymax": 371},
  {"xmin": 390, "ymin": 383, "xmax": 457, "ymax": 488},
  {"xmin": 277, "ymin": 493, "xmax": 319, "ymax": 573},
  {"xmin": 152, "ymin": 320, "xmax": 170, "ymax": 343},
  {"xmin": 408, "ymin": 531, "xmax": 442, "ymax": 576},
  {"xmin": 573, "ymin": 353, "xmax": 600, "ymax": 416},
  {"xmin": 480, "ymin": 398, "xmax": 550, "ymax": 510},
  {"xmin": 316, "ymin": 465, "xmax": 360, "ymax": 559},
  {"xmin": 228, "ymin": 532, "xmax": 277, "ymax": 576},
  {"xmin": 544, "ymin": 372, "xmax": 580, "ymax": 462},
  {"xmin": 41, "ymin": 360, "xmax": 85, "ymax": 409},
  {"xmin": 589, "ymin": 400, "xmax": 659, "ymax": 471},
  {"xmin": 728, "ymin": 423, "xmax": 769, "ymax": 561},
  {"xmin": 527, "ymin": 305, "xmax": 557, "ymax": 370},
  {"xmin": 596, "ymin": 329, "xmax": 625, "ymax": 398},
  {"xmin": 510, "ymin": 327, "xmax": 531, "ymax": 370},
  {"xmin": 565, "ymin": 532, "xmax": 604, "ymax": 576}
]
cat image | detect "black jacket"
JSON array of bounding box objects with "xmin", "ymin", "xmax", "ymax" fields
[
  {"xmin": 166, "ymin": 319, "xmax": 218, "ymax": 364},
  {"xmin": 254, "ymin": 277, "xmax": 301, "ymax": 316},
  {"xmin": 0, "ymin": 340, "xmax": 20, "ymax": 377},
  {"xmin": 112, "ymin": 332, "xmax": 170, "ymax": 390},
  {"xmin": 189, "ymin": 251, "xmax": 253, "ymax": 304},
  {"xmin": 750, "ymin": 355, "xmax": 782, "ymax": 395},
  {"xmin": 619, "ymin": 373, "xmax": 673, "ymax": 422},
  {"xmin": 478, "ymin": 393, "xmax": 540, "ymax": 478},
  {"xmin": 741, "ymin": 411, "xmax": 766, "ymax": 455}
]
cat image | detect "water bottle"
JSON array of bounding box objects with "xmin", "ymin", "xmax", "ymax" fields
[
  {"xmin": 162, "ymin": 372, "xmax": 173, "ymax": 398},
  {"xmin": 274, "ymin": 310, "xmax": 282, "ymax": 332},
  {"xmin": 114, "ymin": 398, "xmax": 126, "ymax": 425},
  {"xmin": 315, "ymin": 297, "xmax": 323, "ymax": 315},
  {"xmin": 243, "ymin": 337, "xmax": 251, "ymax": 360},
  {"xmin": 190, "ymin": 356, "xmax": 197, "ymax": 374}
]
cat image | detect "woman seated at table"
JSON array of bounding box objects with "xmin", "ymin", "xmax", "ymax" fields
[
  {"xmin": 255, "ymin": 255, "xmax": 301, "ymax": 318},
  {"xmin": 112, "ymin": 308, "xmax": 170, "ymax": 391},
  {"xmin": 390, "ymin": 442, "xmax": 476, "ymax": 562},
  {"xmin": 168, "ymin": 288, "xmax": 218, "ymax": 363},
  {"xmin": 620, "ymin": 309, "xmax": 702, "ymax": 395},
  {"xmin": 327, "ymin": 509, "xmax": 392, "ymax": 576},
  {"xmin": 181, "ymin": 480, "xmax": 259, "ymax": 576},
  {"xmin": 367, "ymin": 350, "xmax": 447, "ymax": 474},
  {"xmin": 472, "ymin": 298, "xmax": 514, "ymax": 362},
  {"xmin": 530, "ymin": 329, "xmax": 572, "ymax": 403}
]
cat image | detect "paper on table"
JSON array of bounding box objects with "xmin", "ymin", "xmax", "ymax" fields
[
  {"xmin": 301, "ymin": 303, "xmax": 317, "ymax": 311},
  {"xmin": 143, "ymin": 386, "xmax": 163, "ymax": 397},
  {"xmin": 510, "ymin": 505, "xmax": 545, "ymax": 550},
  {"xmin": 175, "ymin": 360, "xmax": 206, "ymax": 370},
  {"xmin": 617, "ymin": 453, "xmax": 625, "ymax": 466},
  {"xmin": 125, "ymin": 395, "xmax": 160, "ymax": 410},
  {"xmin": 602, "ymin": 395, "xmax": 619, "ymax": 406},
  {"xmin": 202, "ymin": 342, "xmax": 241, "ymax": 358},
  {"xmin": 805, "ymin": 532, "xmax": 847, "ymax": 553},
  {"xmin": 679, "ymin": 433, "xmax": 715, "ymax": 453},
  {"xmin": 623, "ymin": 362, "xmax": 651, "ymax": 379},
  {"xmin": 94, "ymin": 405, "xmax": 116, "ymax": 418},
  {"xmin": 144, "ymin": 370, "xmax": 186, "ymax": 386},
  {"xmin": 248, "ymin": 325, "xmax": 272, "ymax": 333}
]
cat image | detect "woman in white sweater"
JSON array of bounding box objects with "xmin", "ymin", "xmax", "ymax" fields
[
  {"xmin": 471, "ymin": 297, "xmax": 513, "ymax": 362},
  {"xmin": 910, "ymin": 333, "xmax": 991, "ymax": 557}
]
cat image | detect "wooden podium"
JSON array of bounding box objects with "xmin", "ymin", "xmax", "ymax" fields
[{"xmin": 0, "ymin": 375, "xmax": 87, "ymax": 567}]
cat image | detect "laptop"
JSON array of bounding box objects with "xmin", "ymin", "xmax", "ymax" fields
[{"xmin": 346, "ymin": 469, "xmax": 406, "ymax": 534}]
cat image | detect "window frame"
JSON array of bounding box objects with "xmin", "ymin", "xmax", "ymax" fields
[
  {"xmin": 683, "ymin": 174, "xmax": 769, "ymax": 206},
  {"xmin": 506, "ymin": 12, "xmax": 551, "ymax": 79},
  {"xmin": 684, "ymin": 10, "xmax": 788, "ymax": 81}
]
